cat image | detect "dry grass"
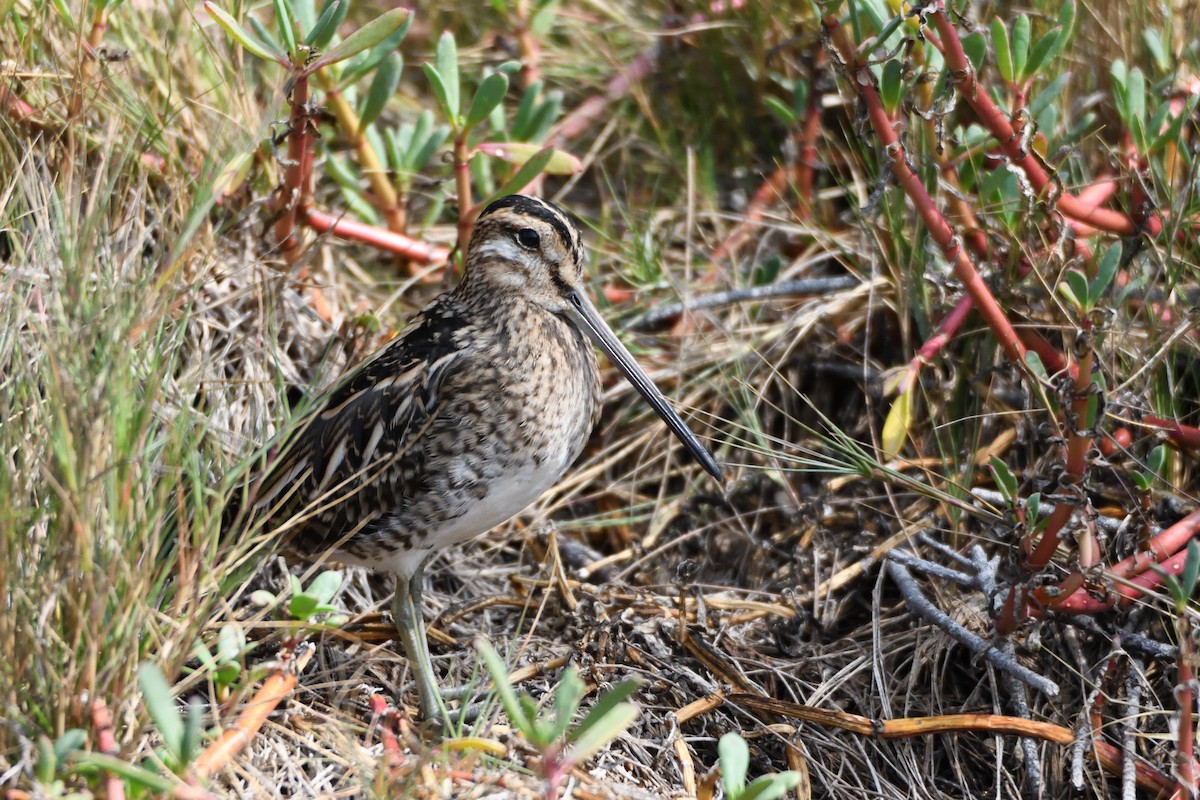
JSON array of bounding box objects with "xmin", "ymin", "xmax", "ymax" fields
[{"xmin": 3, "ymin": 0, "xmax": 1200, "ymax": 798}]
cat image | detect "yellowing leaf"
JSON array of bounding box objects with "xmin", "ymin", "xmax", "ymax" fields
[
  {"xmin": 881, "ymin": 388, "xmax": 913, "ymax": 460},
  {"xmin": 475, "ymin": 141, "xmax": 582, "ymax": 175}
]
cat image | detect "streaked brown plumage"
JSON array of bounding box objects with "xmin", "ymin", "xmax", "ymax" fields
[{"xmin": 240, "ymin": 195, "xmax": 722, "ymax": 720}]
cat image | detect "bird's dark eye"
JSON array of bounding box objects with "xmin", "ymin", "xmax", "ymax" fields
[{"xmin": 516, "ymin": 228, "xmax": 540, "ymax": 249}]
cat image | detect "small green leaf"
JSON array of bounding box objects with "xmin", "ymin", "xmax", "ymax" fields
[
  {"xmin": 1056, "ymin": 0, "xmax": 1076, "ymax": 41},
  {"xmin": 719, "ymin": 732, "xmax": 750, "ymax": 798},
  {"xmin": 1057, "ymin": 269, "xmax": 1086, "ymax": 310},
  {"xmin": 874, "ymin": 13, "xmax": 906, "ymax": 48},
  {"xmin": 204, "ymin": 2, "xmax": 286, "ymax": 64},
  {"xmin": 179, "ymin": 699, "xmax": 204, "ymax": 767},
  {"xmin": 54, "ymin": 729, "xmax": 87, "ymax": 762},
  {"xmin": 1132, "ymin": 471, "xmax": 1153, "ymax": 492},
  {"xmin": 1024, "ymin": 27, "xmax": 1061, "ymax": 77},
  {"xmin": 568, "ymin": 702, "xmax": 638, "ymax": 762},
  {"xmin": 424, "ymin": 64, "xmax": 453, "ymax": 122},
  {"xmin": 465, "ymin": 71, "xmax": 510, "ymax": 131},
  {"xmin": 1143, "ymin": 28, "xmax": 1168, "ymax": 73},
  {"xmin": 960, "ymin": 31, "xmax": 987, "ymax": 73},
  {"xmin": 36, "ymin": 736, "xmax": 55, "ymax": 784},
  {"xmin": 1091, "ymin": 242, "xmax": 1121, "ymax": 300},
  {"xmin": 763, "ymin": 96, "xmax": 798, "ymax": 126},
  {"xmin": 1011, "ymin": 14, "xmax": 1030, "ymax": 81},
  {"xmin": 1028, "ymin": 72, "xmax": 1068, "ymax": 118},
  {"xmin": 250, "ymin": 589, "xmax": 276, "ymax": 607},
  {"xmin": 511, "ymin": 80, "xmax": 543, "ymax": 139},
  {"xmin": 529, "ymin": 0, "xmax": 560, "ymax": 36},
  {"xmin": 289, "ymin": 593, "xmax": 318, "ymax": 620},
  {"xmin": 271, "ymin": 0, "xmax": 297, "ymax": 56},
  {"xmin": 569, "ymin": 679, "xmax": 640, "ymax": 746},
  {"xmin": 879, "ymin": 58, "xmax": 904, "ymax": 113},
  {"xmin": 990, "ymin": 18, "xmax": 1012, "ymax": 83},
  {"xmin": 989, "ymin": 456, "xmax": 1018, "ymax": 504},
  {"xmin": 1025, "ymin": 492, "xmax": 1040, "ymax": 524},
  {"xmin": 138, "ymin": 663, "xmax": 183, "ymax": 763},
  {"xmin": 1148, "ymin": 443, "xmax": 1168, "ymax": 478},
  {"xmin": 881, "ymin": 386, "xmax": 912, "ymax": 460},
  {"xmin": 305, "ymin": 0, "xmax": 349, "ymax": 48},
  {"xmin": 550, "ymin": 666, "xmax": 585, "ymax": 743},
  {"xmin": 1127, "ymin": 66, "xmax": 1147, "ymax": 150},
  {"xmin": 291, "ymin": 0, "xmax": 316, "ymax": 35},
  {"xmin": 1110, "ymin": 60, "xmax": 1128, "ymax": 111},
  {"xmin": 476, "ymin": 141, "xmax": 581, "ymax": 175},
  {"xmin": 337, "ymin": 13, "xmax": 412, "ymax": 87},
  {"xmin": 477, "ymin": 638, "xmax": 533, "ymax": 735},
  {"xmin": 740, "ymin": 773, "xmax": 803, "ymax": 800},
  {"xmin": 412, "ymin": 118, "xmax": 450, "ymax": 171},
  {"xmin": 310, "ymin": 7, "xmax": 410, "ymax": 72},
  {"xmin": 1180, "ymin": 539, "xmax": 1200, "ymax": 599},
  {"xmin": 1024, "ymin": 350, "xmax": 1049, "ymax": 383},
  {"xmin": 1152, "ymin": 95, "xmax": 1199, "ymax": 154},
  {"xmin": 217, "ymin": 624, "xmax": 244, "ymax": 663},
  {"xmin": 525, "ymin": 90, "xmax": 563, "ymax": 142},
  {"xmin": 248, "ymin": 15, "xmax": 282, "ymax": 54},
  {"xmin": 308, "ymin": 570, "xmax": 342, "ymax": 604},
  {"xmin": 435, "ymin": 31, "xmax": 461, "ymax": 120},
  {"xmin": 358, "ymin": 52, "xmax": 401, "ymax": 130}
]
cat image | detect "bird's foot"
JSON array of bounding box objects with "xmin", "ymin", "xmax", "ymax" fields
[{"xmin": 401, "ymin": 683, "xmax": 488, "ymax": 730}]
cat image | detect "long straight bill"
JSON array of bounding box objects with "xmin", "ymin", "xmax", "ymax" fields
[{"xmin": 566, "ymin": 290, "xmax": 724, "ymax": 484}]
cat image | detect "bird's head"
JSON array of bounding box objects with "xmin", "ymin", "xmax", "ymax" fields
[{"xmin": 464, "ymin": 194, "xmax": 588, "ymax": 315}]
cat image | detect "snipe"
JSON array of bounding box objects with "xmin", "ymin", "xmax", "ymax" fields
[{"xmin": 240, "ymin": 195, "xmax": 722, "ymax": 720}]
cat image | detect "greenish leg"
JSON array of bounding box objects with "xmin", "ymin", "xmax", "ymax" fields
[{"xmin": 390, "ymin": 562, "xmax": 445, "ymax": 721}]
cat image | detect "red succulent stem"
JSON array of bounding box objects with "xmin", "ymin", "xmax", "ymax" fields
[
  {"xmin": 823, "ymin": 14, "xmax": 1026, "ymax": 365},
  {"xmin": 274, "ymin": 74, "xmax": 313, "ymax": 260},
  {"xmin": 926, "ymin": 4, "xmax": 1156, "ymax": 237},
  {"xmin": 303, "ymin": 207, "xmax": 450, "ymax": 266},
  {"xmin": 453, "ymin": 134, "xmax": 474, "ymax": 262}
]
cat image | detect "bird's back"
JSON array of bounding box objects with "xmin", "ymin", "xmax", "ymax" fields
[{"xmin": 241, "ymin": 286, "xmax": 602, "ymax": 574}]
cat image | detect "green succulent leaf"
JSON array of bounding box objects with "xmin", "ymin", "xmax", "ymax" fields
[
  {"xmin": 989, "ymin": 456, "xmax": 1018, "ymax": 505},
  {"xmin": 990, "ymin": 17, "xmax": 1012, "ymax": 83},
  {"xmin": 204, "ymin": 3, "xmax": 286, "ymax": 64},
  {"xmin": 305, "ymin": 0, "xmax": 349, "ymax": 48},
  {"xmin": 568, "ymin": 702, "xmax": 637, "ymax": 762},
  {"xmin": 337, "ymin": 13, "xmax": 412, "ymax": 87},
  {"xmin": 424, "ymin": 64, "xmax": 453, "ymax": 122},
  {"xmin": 477, "ymin": 638, "xmax": 533, "ymax": 736},
  {"xmin": 476, "ymin": 141, "xmax": 581, "ymax": 175},
  {"xmin": 358, "ymin": 52, "xmax": 402, "ymax": 130},
  {"xmin": 718, "ymin": 733, "xmax": 750, "ymax": 798},
  {"xmin": 465, "ymin": 71, "xmax": 510, "ymax": 131},
  {"xmin": 435, "ymin": 31, "xmax": 461, "ymax": 120},
  {"xmin": 960, "ymin": 31, "xmax": 987, "ymax": 73},
  {"xmin": 549, "ymin": 666, "xmax": 585, "ymax": 743},
  {"xmin": 764, "ymin": 96, "xmax": 798, "ymax": 126},
  {"xmin": 137, "ymin": 663, "xmax": 183, "ymax": 763},
  {"xmin": 1011, "ymin": 14, "xmax": 1030, "ymax": 80},
  {"xmin": 568, "ymin": 679, "xmax": 640, "ymax": 747},
  {"xmin": 530, "ymin": 0, "xmax": 560, "ymax": 36},
  {"xmin": 1024, "ymin": 350, "xmax": 1049, "ymax": 383},
  {"xmin": 879, "ymin": 58, "xmax": 904, "ymax": 113},
  {"xmin": 1091, "ymin": 242, "xmax": 1121, "ymax": 300},
  {"xmin": 1024, "ymin": 27, "xmax": 1061, "ymax": 77},
  {"xmin": 271, "ymin": 0, "xmax": 297, "ymax": 56},
  {"xmin": 307, "ymin": 570, "xmax": 342, "ymax": 605},
  {"xmin": 740, "ymin": 773, "xmax": 803, "ymax": 800},
  {"xmin": 179, "ymin": 699, "xmax": 204, "ymax": 767},
  {"xmin": 310, "ymin": 7, "xmax": 410, "ymax": 72}
]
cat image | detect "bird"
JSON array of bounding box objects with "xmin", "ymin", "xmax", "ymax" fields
[{"xmin": 237, "ymin": 194, "xmax": 723, "ymax": 720}]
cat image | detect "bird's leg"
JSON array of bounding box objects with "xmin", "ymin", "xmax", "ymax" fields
[{"xmin": 390, "ymin": 563, "xmax": 445, "ymax": 721}]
